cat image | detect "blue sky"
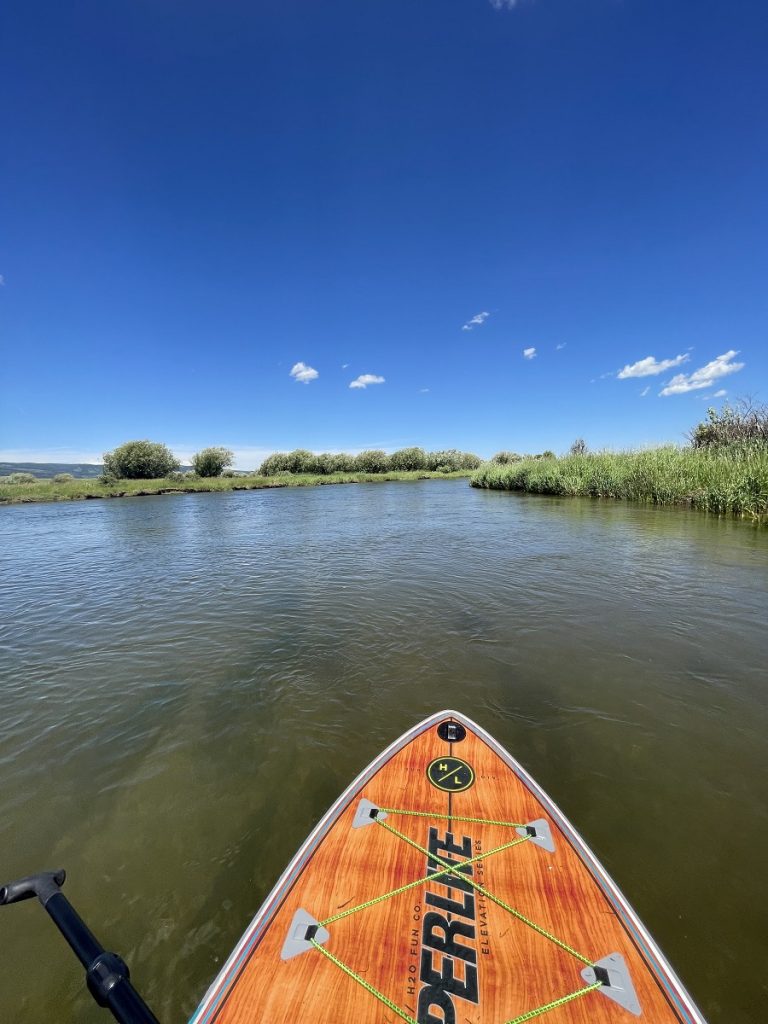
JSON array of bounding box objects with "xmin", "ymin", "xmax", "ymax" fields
[{"xmin": 2, "ymin": 0, "xmax": 766, "ymax": 468}]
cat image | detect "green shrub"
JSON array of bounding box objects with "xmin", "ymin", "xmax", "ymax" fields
[
  {"xmin": 389, "ymin": 447, "xmax": 427, "ymax": 471},
  {"xmin": 354, "ymin": 450, "xmax": 389, "ymax": 473},
  {"xmin": 192, "ymin": 447, "xmax": 234, "ymax": 477},
  {"xmin": 690, "ymin": 400, "xmax": 768, "ymax": 448},
  {"xmin": 102, "ymin": 440, "xmax": 179, "ymax": 480},
  {"xmin": 257, "ymin": 446, "xmax": 476, "ymax": 476},
  {"xmin": 285, "ymin": 449, "xmax": 317, "ymax": 473},
  {"xmin": 259, "ymin": 453, "xmax": 291, "ymax": 475},
  {"xmin": 52, "ymin": 473, "xmax": 75, "ymax": 483},
  {"xmin": 6, "ymin": 472, "xmax": 37, "ymax": 484},
  {"xmin": 258, "ymin": 450, "xmax": 324, "ymax": 475},
  {"xmin": 425, "ymin": 449, "xmax": 478, "ymax": 472},
  {"xmin": 322, "ymin": 453, "xmax": 356, "ymax": 473},
  {"xmin": 491, "ymin": 451, "xmax": 522, "ymax": 465},
  {"xmin": 426, "ymin": 449, "xmax": 453, "ymax": 472}
]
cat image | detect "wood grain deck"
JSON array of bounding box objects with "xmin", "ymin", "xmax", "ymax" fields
[{"xmin": 191, "ymin": 712, "xmax": 706, "ymax": 1024}]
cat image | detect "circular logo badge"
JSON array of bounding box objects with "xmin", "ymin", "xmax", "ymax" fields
[{"xmin": 426, "ymin": 756, "xmax": 475, "ymax": 792}]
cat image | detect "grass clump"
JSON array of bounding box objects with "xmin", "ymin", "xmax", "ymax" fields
[{"xmin": 471, "ymin": 445, "xmax": 768, "ymax": 523}]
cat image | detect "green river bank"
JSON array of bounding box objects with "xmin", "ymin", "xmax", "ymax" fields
[
  {"xmin": 471, "ymin": 445, "xmax": 768, "ymax": 524},
  {"xmin": 0, "ymin": 470, "xmax": 472, "ymax": 506}
]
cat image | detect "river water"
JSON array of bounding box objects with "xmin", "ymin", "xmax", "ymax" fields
[{"xmin": 1, "ymin": 481, "xmax": 766, "ymax": 1023}]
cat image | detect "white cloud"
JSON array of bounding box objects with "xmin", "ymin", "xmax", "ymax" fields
[
  {"xmin": 556, "ymin": 342, "xmax": 566, "ymax": 350},
  {"xmin": 523, "ymin": 347, "xmax": 536, "ymax": 360},
  {"xmin": 489, "ymin": 0, "xmax": 521, "ymax": 8},
  {"xmin": 640, "ymin": 386, "xmax": 650, "ymax": 397},
  {"xmin": 419, "ymin": 388, "xmax": 430, "ymax": 393},
  {"xmin": 341, "ymin": 363, "xmax": 349, "ymax": 369},
  {"xmin": 462, "ymin": 311, "xmax": 490, "ymax": 331},
  {"xmin": 617, "ymin": 353, "xmax": 689, "ymax": 379},
  {"xmin": 660, "ymin": 350, "xmax": 744, "ymax": 396},
  {"xmin": 349, "ymin": 374, "xmax": 385, "ymax": 389},
  {"xmin": 0, "ymin": 275, "xmax": 5, "ymax": 286},
  {"xmin": 290, "ymin": 361, "xmax": 319, "ymax": 384},
  {"xmin": 713, "ymin": 389, "xmax": 727, "ymax": 398}
]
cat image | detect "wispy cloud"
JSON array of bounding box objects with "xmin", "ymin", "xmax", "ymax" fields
[
  {"xmin": 341, "ymin": 363, "xmax": 349, "ymax": 369},
  {"xmin": 640, "ymin": 386, "xmax": 650, "ymax": 397},
  {"xmin": 290, "ymin": 361, "xmax": 319, "ymax": 384},
  {"xmin": 555, "ymin": 342, "xmax": 566, "ymax": 350},
  {"xmin": 617, "ymin": 353, "xmax": 689, "ymax": 379},
  {"xmin": 462, "ymin": 311, "xmax": 490, "ymax": 332},
  {"xmin": 419, "ymin": 388, "xmax": 430, "ymax": 393},
  {"xmin": 350, "ymin": 374, "xmax": 385, "ymax": 390},
  {"xmin": 712, "ymin": 389, "xmax": 727, "ymax": 398},
  {"xmin": 489, "ymin": 0, "xmax": 521, "ymax": 9},
  {"xmin": 660, "ymin": 350, "xmax": 744, "ymax": 396},
  {"xmin": 0, "ymin": 446, "xmax": 103, "ymax": 464},
  {"xmin": 0, "ymin": 275, "xmax": 5, "ymax": 286},
  {"xmin": 523, "ymin": 347, "xmax": 536, "ymax": 360}
]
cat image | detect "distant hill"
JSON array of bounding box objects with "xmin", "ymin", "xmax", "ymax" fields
[
  {"xmin": 1, "ymin": 462, "xmax": 197, "ymax": 479},
  {"xmin": 0, "ymin": 462, "xmax": 103, "ymax": 479}
]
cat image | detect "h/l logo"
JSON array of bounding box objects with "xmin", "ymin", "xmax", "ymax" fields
[{"xmin": 426, "ymin": 757, "xmax": 475, "ymax": 793}]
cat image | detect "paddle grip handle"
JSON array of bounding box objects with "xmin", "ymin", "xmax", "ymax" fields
[
  {"xmin": 0, "ymin": 869, "xmax": 67, "ymax": 906},
  {"xmin": 0, "ymin": 870, "xmax": 161, "ymax": 1024}
]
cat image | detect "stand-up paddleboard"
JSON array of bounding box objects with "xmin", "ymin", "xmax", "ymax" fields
[{"xmin": 191, "ymin": 711, "xmax": 706, "ymax": 1024}]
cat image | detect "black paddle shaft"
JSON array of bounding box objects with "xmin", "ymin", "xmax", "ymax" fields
[{"xmin": 0, "ymin": 870, "xmax": 160, "ymax": 1024}]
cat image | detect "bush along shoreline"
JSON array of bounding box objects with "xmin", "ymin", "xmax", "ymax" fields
[
  {"xmin": 3, "ymin": 405, "xmax": 767, "ymax": 521},
  {"xmin": 258, "ymin": 447, "xmax": 481, "ymax": 475},
  {"xmin": 0, "ymin": 443, "xmax": 483, "ymax": 505}
]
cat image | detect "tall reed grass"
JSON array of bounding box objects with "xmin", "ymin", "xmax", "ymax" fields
[{"xmin": 471, "ymin": 445, "xmax": 768, "ymax": 523}]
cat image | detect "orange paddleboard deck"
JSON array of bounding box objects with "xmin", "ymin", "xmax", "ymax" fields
[{"xmin": 190, "ymin": 711, "xmax": 706, "ymax": 1024}]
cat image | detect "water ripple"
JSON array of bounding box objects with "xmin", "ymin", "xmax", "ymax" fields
[{"xmin": 1, "ymin": 485, "xmax": 767, "ymax": 1022}]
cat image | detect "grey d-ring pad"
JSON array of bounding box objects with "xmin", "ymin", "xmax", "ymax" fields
[
  {"xmin": 352, "ymin": 798, "xmax": 388, "ymax": 828},
  {"xmin": 280, "ymin": 908, "xmax": 330, "ymax": 960},
  {"xmin": 515, "ymin": 818, "xmax": 555, "ymax": 853},
  {"xmin": 582, "ymin": 952, "xmax": 642, "ymax": 1016}
]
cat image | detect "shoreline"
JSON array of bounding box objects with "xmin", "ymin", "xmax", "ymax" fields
[
  {"xmin": 470, "ymin": 447, "xmax": 768, "ymax": 525},
  {"xmin": 5, "ymin": 449, "xmax": 766, "ymax": 525},
  {"xmin": 0, "ymin": 470, "xmax": 472, "ymax": 507}
]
